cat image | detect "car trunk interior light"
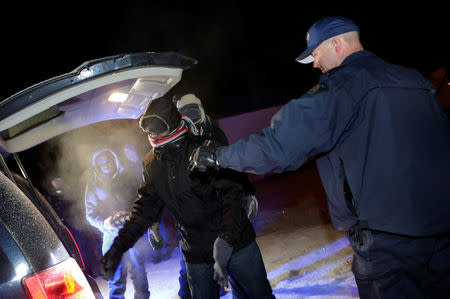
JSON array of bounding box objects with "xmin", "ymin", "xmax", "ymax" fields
[
  {"xmin": 108, "ymin": 92, "xmax": 129, "ymax": 103},
  {"xmin": 22, "ymin": 257, "xmax": 95, "ymax": 299}
]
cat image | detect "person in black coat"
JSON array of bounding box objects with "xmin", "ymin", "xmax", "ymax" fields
[{"xmin": 100, "ymin": 96, "xmax": 274, "ymax": 299}]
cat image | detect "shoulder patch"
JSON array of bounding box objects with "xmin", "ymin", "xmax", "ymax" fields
[{"xmin": 306, "ymin": 83, "xmax": 326, "ymax": 95}]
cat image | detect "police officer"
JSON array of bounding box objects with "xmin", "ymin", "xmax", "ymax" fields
[{"xmin": 189, "ymin": 16, "xmax": 450, "ymax": 298}]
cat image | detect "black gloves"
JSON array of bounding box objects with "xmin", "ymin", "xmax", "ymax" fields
[
  {"xmin": 189, "ymin": 140, "xmax": 220, "ymax": 172},
  {"xmin": 212, "ymin": 237, "xmax": 233, "ymax": 288},
  {"xmin": 100, "ymin": 245, "xmax": 124, "ymax": 281},
  {"xmin": 148, "ymin": 222, "xmax": 165, "ymax": 250}
]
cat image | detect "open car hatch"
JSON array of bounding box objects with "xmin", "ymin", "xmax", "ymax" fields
[{"xmin": 0, "ymin": 52, "xmax": 197, "ymax": 153}]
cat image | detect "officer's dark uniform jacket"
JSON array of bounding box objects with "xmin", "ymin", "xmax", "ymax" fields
[
  {"xmin": 218, "ymin": 50, "xmax": 450, "ymax": 236},
  {"xmin": 113, "ymin": 134, "xmax": 255, "ymax": 264},
  {"xmin": 315, "ymin": 152, "xmax": 356, "ymax": 230}
]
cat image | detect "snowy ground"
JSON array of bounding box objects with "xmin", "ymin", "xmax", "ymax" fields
[{"xmin": 95, "ymin": 163, "xmax": 359, "ymax": 298}]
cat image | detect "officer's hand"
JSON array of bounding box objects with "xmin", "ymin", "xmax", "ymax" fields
[
  {"xmin": 212, "ymin": 237, "xmax": 233, "ymax": 288},
  {"xmin": 189, "ymin": 140, "xmax": 220, "ymax": 172},
  {"xmin": 100, "ymin": 246, "xmax": 123, "ymax": 280}
]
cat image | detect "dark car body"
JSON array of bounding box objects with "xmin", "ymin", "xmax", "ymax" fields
[{"xmin": 0, "ymin": 52, "xmax": 196, "ymax": 298}]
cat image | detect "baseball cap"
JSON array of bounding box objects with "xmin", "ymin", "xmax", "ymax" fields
[{"xmin": 296, "ymin": 16, "xmax": 360, "ymax": 64}]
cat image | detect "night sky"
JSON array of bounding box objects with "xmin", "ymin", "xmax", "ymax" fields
[
  {"xmin": 2, "ymin": 1, "xmax": 448, "ymax": 193},
  {"xmin": 2, "ymin": 1, "xmax": 448, "ymax": 118}
]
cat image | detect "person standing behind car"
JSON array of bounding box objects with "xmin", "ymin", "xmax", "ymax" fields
[
  {"xmin": 100, "ymin": 96, "xmax": 274, "ymax": 299},
  {"xmin": 189, "ymin": 16, "xmax": 450, "ymax": 298},
  {"xmin": 175, "ymin": 93, "xmax": 259, "ymax": 299},
  {"xmin": 85, "ymin": 148, "xmax": 150, "ymax": 299},
  {"xmin": 176, "ymin": 93, "xmax": 258, "ymax": 221}
]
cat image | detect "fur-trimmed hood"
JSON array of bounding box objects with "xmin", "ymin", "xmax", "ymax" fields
[{"xmin": 91, "ymin": 148, "xmax": 123, "ymax": 181}]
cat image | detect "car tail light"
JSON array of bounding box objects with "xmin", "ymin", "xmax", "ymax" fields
[{"xmin": 22, "ymin": 257, "xmax": 95, "ymax": 299}]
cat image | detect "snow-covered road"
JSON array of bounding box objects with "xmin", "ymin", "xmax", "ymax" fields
[{"xmin": 96, "ymin": 163, "xmax": 359, "ymax": 298}]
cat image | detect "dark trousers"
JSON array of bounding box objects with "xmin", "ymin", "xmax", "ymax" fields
[
  {"xmin": 178, "ymin": 256, "xmax": 191, "ymax": 299},
  {"xmin": 179, "ymin": 252, "xmax": 226, "ymax": 299},
  {"xmin": 185, "ymin": 241, "xmax": 275, "ymax": 299},
  {"xmin": 348, "ymin": 227, "xmax": 450, "ymax": 299},
  {"xmin": 109, "ymin": 237, "xmax": 150, "ymax": 299}
]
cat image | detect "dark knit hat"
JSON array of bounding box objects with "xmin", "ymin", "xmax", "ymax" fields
[{"xmin": 139, "ymin": 96, "xmax": 182, "ymax": 134}]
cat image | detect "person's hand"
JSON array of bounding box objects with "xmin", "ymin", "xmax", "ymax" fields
[
  {"xmin": 110, "ymin": 211, "xmax": 131, "ymax": 228},
  {"xmin": 213, "ymin": 237, "xmax": 233, "ymax": 288},
  {"xmin": 100, "ymin": 246, "xmax": 123, "ymax": 280},
  {"xmin": 148, "ymin": 222, "xmax": 165, "ymax": 250},
  {"xmin": 103, "ymin": 216, "xmax": 117, "ymax": 232},
  {"xmin": 244, "ymin": 194, "xmax": 259, "ymax": 221},
  {"xmin": 189, "ymin": 140, "xmax": 220, "ymax": 172}
]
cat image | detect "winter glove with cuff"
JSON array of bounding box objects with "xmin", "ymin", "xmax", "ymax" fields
[
  {"xmin": 189, "ymin": 140, "xmax": 220, "ymax": 172},
  {"xmin": 148, "ymin": 222, "xmax": 165, "ymax": 250},
  {"xmin": 100, "ymin": 244, "xmax": 124, "ymax": 280},
  {"xmin": 244, "ymin": 194, "xmax": 259, "ymax": 221},
  {"xmin": 213, "ymin": 237, "xmax": 233, "ymax": 288}
]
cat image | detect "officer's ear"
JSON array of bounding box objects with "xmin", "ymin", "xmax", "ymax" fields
[{"xmin": 330, "ymin": 37, "xmax": 342, "ymax": 54}]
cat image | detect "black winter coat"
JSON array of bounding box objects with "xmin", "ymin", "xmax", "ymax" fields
[{"xmin": 113, "ymin": 134, "xmax": 255, "ymax": 263}]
